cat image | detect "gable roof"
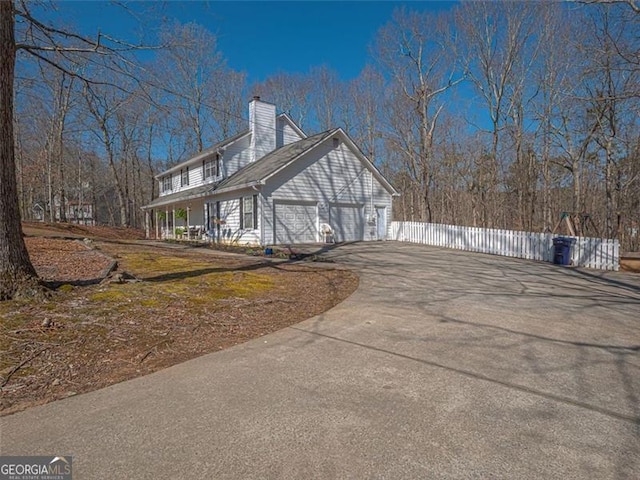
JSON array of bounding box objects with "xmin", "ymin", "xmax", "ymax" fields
[
  {"xmin": 276, "ymin": 113, "xmax": 307, "ymax": 139},
  {"xmin": 212, "ymin": 127, "xmax": 397, "ymax": 196},
  {"xmin": 332, "ymin": 128, "xmax": 398, "ymax": 196},
  {"xmin": 213, "ymin": 129, "xmax": 337, "ymax": 194},
  {"xmin": 143, "ymin": 130, "xmax": 334, "ymax": 209},
  {"xmin": 144, "ymin": 126, "xmax": 397, "ymax": 209},
  {"xmin": 155, "ymin": 129, "xmax": 250, "ymax": 179}
]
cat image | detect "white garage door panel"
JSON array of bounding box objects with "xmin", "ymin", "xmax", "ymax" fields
[
  {"xmin": 274, "ymin": 203, "xmax": 317, "ymax": 244},
  {"xmin": 330, "ymin": 204, "xmax": 365, "ymax": 242}
]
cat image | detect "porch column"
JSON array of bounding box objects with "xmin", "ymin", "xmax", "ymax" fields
[
  {"xmin": 155, "ymin": 210, "xmax": 159, "ymax": 240},
  {"xmin": 144, "ymin": 210, "xmax": 150, "ymax": 239},
  {"xmin": 204, "ymin": 202, "xmax": 209, "ymax": 239},
  {"xmin": 165, "ymin": 208, "xmax": 169, "ymax": 239},
  {"xmin": 186, "ymin": 206, "xmax": 191, "ymax": 240},
  {"xmin": 172, "ymin": 208, "xmax": 176, "ymax": 239}
]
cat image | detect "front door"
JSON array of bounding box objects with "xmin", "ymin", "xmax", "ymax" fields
[{"xmin": 376, "ymin": 206, "xmax": 387, "ymax": 240}]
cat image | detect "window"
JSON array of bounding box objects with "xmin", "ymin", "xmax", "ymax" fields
[
  {"xmin": 240, "ymin": 195, "xmax": 258, "ymax": 229},
  {"xmin": 162, "ymin": 175, "xmax": 172, "ymax": 193},
  {"xmin": 181, "ymin": 167, "xmax": 189, "ymax": 187},
  {"xmin": 203, "ymin": 155, "xmax": 220, "ymax": 180}
]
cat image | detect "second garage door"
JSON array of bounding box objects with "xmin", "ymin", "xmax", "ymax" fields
[
  {"xmin": 329, "ymin": 203, "xmax": 365, "ymax": 242},
  {"xmin": 274, "ymin": 202, "xmax": 318, "ymax": 244}
]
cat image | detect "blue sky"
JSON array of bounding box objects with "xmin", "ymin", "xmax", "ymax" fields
[{"xmin": 52, "ymin": 1, "xmax": 456, "ymax": 83}]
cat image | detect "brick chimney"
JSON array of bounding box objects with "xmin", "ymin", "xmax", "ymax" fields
[{"xmin": 249, "ymin": 96, "xmax": 276, "ymax": 162}]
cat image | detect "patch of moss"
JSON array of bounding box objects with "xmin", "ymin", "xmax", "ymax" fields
[
  {"xmin": 57, "ymin": 284, "xmax": 74, "ymax": 293},
  {"xmin": 66, "ymin": 249, "xmax": 277, "ymax": 318},
  {"xmin": 139, "ymin": 298, "xmax": 161, "ymax": 308},
  {"xmin": 0, "ymin": 311, "xmax": 34, "ymax": 330},
  {"xmin": 90, "ymin": 288, "xmax": 129, "ymax": 303},
  {"xmin": 117, "ymin": 252, "xmax": 214, "ymax": 278}
]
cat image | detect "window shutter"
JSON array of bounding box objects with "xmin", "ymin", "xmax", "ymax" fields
[
  {"xmin": 253, "ymin": 195, "xmax": 258, "ymax": 230},
  {"xmin": 239, "ymin": 197, "xmax": 244, "ymax": 229}
]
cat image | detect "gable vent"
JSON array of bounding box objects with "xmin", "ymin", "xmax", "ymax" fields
[{"xmin": 332, "ymin": 138, "xmax": 340, "ymax": 148}]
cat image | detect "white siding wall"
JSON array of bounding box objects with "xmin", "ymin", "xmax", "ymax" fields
[
  {"xmin": 158, "ymin": 154, "xmax": 212, "ymax": 197},
  {"xmin": 223, "ymin": 135, "xmax": 253, "ymax": 177},
  {"xmin": 262, "ymin": 140, "xmax": 393, "ymax": 244},
  {"xmin": 158, "ymin": 133, "xmax": 255, "ymax": 198},
  {"xmin": 207, "ymin": 188, "xmax": 261, "ymax": 245},
  {"xmin": 276, "ymin": 117, "xmax": 304, "ymax": 148}
]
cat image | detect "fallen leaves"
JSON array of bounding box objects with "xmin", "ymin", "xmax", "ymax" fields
[{"xmin": 1, "ymin": 237, "xmax": 358, "ymax": 416}]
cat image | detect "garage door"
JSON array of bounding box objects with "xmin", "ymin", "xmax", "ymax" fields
[
  {"xmin": 274, "ymin": 202, "xmax": 318, "ymax": 244},
  {"xmin": 329, "ymin": 203, "xmax": 365, "ymax": 242}
]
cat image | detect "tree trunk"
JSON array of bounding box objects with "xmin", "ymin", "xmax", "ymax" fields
[
  {"xmin": 572, "ymin": 157, "xmax": 581, "ymax": 213},
  {"xmin": 0, "ymin": 1, "xmax": 40, "ymax": 300},
  {"xmin": 605, "ymin": 140, "xmax": 614, "ymax": 238}
]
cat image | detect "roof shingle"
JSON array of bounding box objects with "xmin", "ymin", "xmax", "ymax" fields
[{"xmin": 214, "ymin": 129, "xmax": 337, "ymax": 192}]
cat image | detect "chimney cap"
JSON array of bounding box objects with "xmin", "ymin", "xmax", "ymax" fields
[{"xmin": 252, "ymin": 95, "xmax": 261, "ymax": 101}]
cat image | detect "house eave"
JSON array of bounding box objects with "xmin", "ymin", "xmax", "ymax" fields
[
  {"xmin": 141, "ymin": 181, "xmax": 264, "ymax": 210},
  {"xmin": 212, "ymin": 181, "xmax": 264, "ymax": 196},
  {"xmin": 141, "ymin": 186, "xmax": 214, "ymax": 210}
]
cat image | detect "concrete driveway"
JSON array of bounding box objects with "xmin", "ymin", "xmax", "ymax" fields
[{"xmin": 2, "ymin": 242, "xmax": 639, "ymax": 479}]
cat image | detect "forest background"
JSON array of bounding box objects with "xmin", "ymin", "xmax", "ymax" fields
[{"xmin": 14, "ymin": 1, "xmax": 639, "ymax": 250}]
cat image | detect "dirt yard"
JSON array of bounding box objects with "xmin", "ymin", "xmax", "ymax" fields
[{"xmin": 0, "ymin": 228, "xmax": 358, "ymax": 416}]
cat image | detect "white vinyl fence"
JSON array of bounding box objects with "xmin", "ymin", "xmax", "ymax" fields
[{"xmin": 388, "ymin": 222, "xmax": 620, "ymax": 271}]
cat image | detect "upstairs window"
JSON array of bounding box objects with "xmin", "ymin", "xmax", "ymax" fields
[
  {"xmin": 204, "ymin": 155, "xmax": 220, "ymax": 180},
  {"xmin": 181, "ymin": 167, "xmax": 189, "ymax": 187},
  {"xmin": 240, "ymin": 195, "xmax": 258, "ymax": 230},
  {"xmin": 162, "ymin": 175, "xmax": 172, "ymax": 193}
]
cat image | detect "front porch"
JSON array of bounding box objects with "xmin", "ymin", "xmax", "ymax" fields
[{"xmin": 145, "ymin": 199, "xmax": 208, "ymax": 241}]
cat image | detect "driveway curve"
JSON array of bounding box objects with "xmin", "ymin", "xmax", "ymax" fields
[{"xmin": 2, "ymin": 241, "xmax": 639, "ymax": 479}]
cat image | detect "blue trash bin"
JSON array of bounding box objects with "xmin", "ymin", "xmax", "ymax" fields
[{"xmin": 553, "ymin": 237, "xmax": 575, "ymax": 266}]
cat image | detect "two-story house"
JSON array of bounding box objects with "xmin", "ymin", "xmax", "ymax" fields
[{"xmin": 142, "ymin": 97, "xmax": 397, "ymax": 245}]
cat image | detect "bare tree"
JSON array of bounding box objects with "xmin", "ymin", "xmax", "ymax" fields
[
  {"xmin": 37, "ymin": 65, "xmax": 76, "ymax": 222},
  {"xmin": 253, "ymin": 72, "xmax": 312, "ymax": 130},
  {"xmin": 456, "ymin": 1, "xmax": 541, "ymax": 227},
  {"xmin": 309, "ymin": 65, "xmax": 345, "ymax": 131},
  {"xmin": 375, "ymin": 8, "xmax": 463, "ymax": 222},
  {"xmin": 82, "ymin": 81, "xmax": 138, "ymax": 227},
  {"xmin": 0, "ymin": 0, "xmax": 39, "ymax": 299},
  {"xmin": 349, "ymin": 65, "xmax": 385, "ymax": 161},
  {"xmin": 582, "ymin": 4, "xmax": 639, "ymax": 238},
  {"xmin": 156, "ymin": 21, "xmax": 225, "ymax": 154},
  {"xmin": 1, "ymin": 0, "xmax": 153, "ymax": 299},
  {"xmin": 580, "ymin": 0, "xmax": 640, "ymax": 13}
]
